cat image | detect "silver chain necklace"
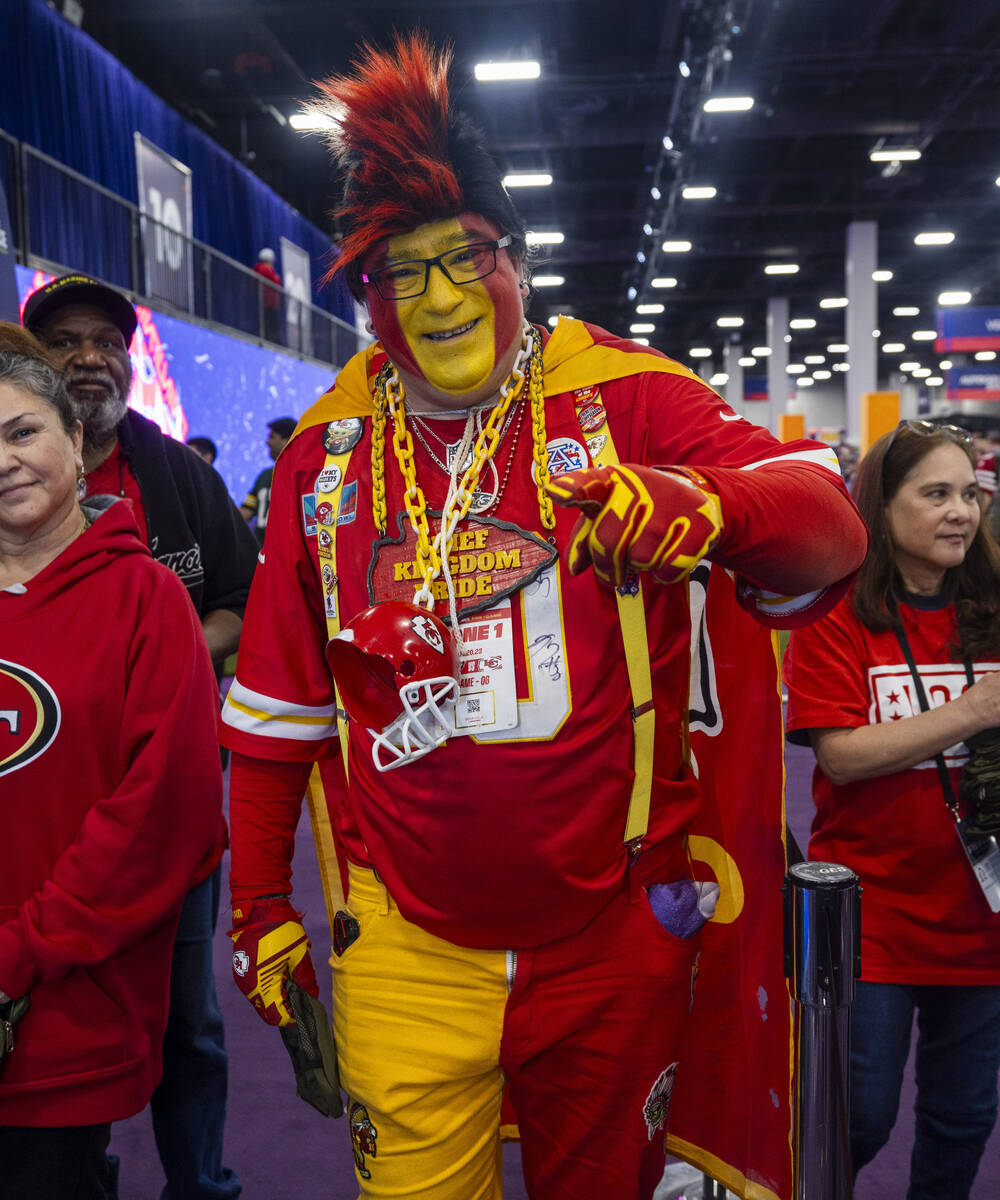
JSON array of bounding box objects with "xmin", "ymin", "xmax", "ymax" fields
[{"xmin": 410, "ymin": 401, "xmax": 520, "ymax": 515}]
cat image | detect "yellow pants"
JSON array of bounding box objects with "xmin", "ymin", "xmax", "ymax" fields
[{"xmin": 332, "ymin": 863, "xmax": 509, "ymax": 1199}]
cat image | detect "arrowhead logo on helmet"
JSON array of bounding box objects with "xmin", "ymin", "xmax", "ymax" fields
[{"xmin": 325, "ymin": 601, "xmax": 460, "ymax": 772}]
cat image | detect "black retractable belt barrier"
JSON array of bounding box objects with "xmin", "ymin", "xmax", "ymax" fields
[{"xmin": 783, "ymin": 862, "xmax": 861, "ymax": 1200}]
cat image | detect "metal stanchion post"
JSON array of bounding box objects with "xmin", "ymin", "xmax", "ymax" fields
[{"xmin": 783, "ymin": 862, "xmax": 861, "ymax": 1200}]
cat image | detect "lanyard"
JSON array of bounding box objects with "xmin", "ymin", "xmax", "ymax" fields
[{"xmin": 891, "ymin": 618, "xmax": 974, "ymax": 819}]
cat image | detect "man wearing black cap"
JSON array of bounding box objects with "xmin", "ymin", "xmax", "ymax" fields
[
  {"xmin": 23, "ymin": 273, "xmax": 252, "ymax": 1200},
  {"xmin": 240, "ymin": 416, "xmax": 296, "ymax": 546}
]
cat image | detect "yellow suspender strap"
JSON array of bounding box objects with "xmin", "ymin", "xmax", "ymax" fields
[
  {"xmin": 583, "ymin": 423, "xmax": 656, "ymax": 844},
  {"xmin": 305, "ymin": 440, "xmax": 360, "ymax": 919}
]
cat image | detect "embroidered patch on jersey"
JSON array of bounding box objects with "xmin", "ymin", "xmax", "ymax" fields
[
  {"xmin": 368, "ymin": 511, "xmax": 558, "ymax": 619},
  {"xmin": 322, "ymin": 417, "xmax": 364, "ymax": 456},
  {"xmin": 316, "ymin": 464, "xmax": 342, "ymax": 493},
  {"xmin": 534, "ymin": 436, "xmax": 587, "ymax": 481},
  {"xmin": 301, "ymin": 493, "xmax": 318, "ymax": 537},
  {"xmin": 337, "ymin": 481, "xmax": 358, "ymax": 526},
  {"xmin": 572, "ymin": 384, "xmax": 600, "ymax": 406},
  {"xmin": 349, "ymin": 1101, "xmax": 378, "ymax": 1180},
  {"xmin": 0, "ymin": 659, "xmax": 61, "ymax": 777},
  {"xmin": 577, "ymin": 402, "xmax": 607, "ymax": 433},
  {"xmin": 585, "ymin": 433, "xmax": 607, "ymax": 459},
  {"xmin": 643, "ymin": 1062, "xmax": 678, "ymax": 1141}
]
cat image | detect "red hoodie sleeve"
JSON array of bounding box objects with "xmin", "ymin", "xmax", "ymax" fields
[{"xmin": 0, "ymin": 565, "xmax": 224, "ymax": 999}]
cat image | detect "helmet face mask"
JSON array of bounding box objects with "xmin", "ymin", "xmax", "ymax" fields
[{"xmin": 326, "ymin": 601, "xmax": 460, "ymax": 773}]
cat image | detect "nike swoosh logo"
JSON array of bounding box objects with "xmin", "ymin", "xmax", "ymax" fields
[{"xmin": 719, "ymin": 410, "xmax": 743, "ymax": 422}]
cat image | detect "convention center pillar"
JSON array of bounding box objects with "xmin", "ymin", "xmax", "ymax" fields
[
  {"xmin": 845, "ymin": 221, "xmax": 878, "ymax": 445},
  {"xmin": 779, "ymin": 412, "xmax": 805, "ymax": 442},
  {"xmin": 784, "ymin": 862, "xmax": 860, "ymax": 1200},
  {"xmin": 767, "ymin": 297, "xmax": 789, "ymax": 434},
  {"xmin": 724, "ymin": 342, "xmax": 745, "ymax": 416}
]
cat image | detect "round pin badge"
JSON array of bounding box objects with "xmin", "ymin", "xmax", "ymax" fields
[
  {"xmin": 316, "ymin": 464, "xmax": 343, "ymax": 493},
  {"xmin": 322, "ymin": 417, "xmax": 364, "ymax": 456},
  {"xmin": 577, "ymin": 402, "xmax": 607, "ymax": 433}
]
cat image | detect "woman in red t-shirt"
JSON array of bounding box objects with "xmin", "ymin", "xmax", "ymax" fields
[{"xmin": 785, "ymin": 420, "xmax": 1000, "ymax": 1199}]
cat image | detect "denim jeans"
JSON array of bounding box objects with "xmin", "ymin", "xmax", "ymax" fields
[
  {"xmin": 1, "ymin": 1123, "xmax": 114, "ymax": 1199},
  {"xmin": 150, "ymin": 867, "xmax": 242, "ymax": 1199},
  {"xmin": 850, "ymin": 979, "xmax": 1000, "ymax": 1200}
]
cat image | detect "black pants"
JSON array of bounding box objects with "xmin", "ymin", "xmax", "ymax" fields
[{"xmin": 0, "ymin": 1123, "xmax": 114, "ymax": 1200}]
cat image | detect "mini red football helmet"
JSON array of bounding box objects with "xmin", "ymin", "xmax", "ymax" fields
[{"xmin": 325, "ymin": 601, "xmax": 460, "ymax": 772}]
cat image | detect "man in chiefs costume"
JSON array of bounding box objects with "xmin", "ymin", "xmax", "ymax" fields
[{"xmin": 221, "ymin": 35, "xmax": 868, "ymax": 1200}]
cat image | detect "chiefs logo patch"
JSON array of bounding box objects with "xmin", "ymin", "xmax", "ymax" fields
[{"xmin": 0, "ymin": 660, "xmax": 61, "ymax": 777}]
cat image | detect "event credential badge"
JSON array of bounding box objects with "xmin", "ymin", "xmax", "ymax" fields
[{"xmin": 452, "ymin": 603, "xmax": 517, "ymax": 735}]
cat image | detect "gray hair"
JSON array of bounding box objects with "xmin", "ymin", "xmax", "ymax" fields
[{"xmin": 0, "ymin": 351, "xmax": 77, "ymax": 435}]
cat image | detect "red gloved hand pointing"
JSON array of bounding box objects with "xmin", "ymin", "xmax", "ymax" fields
[
  {"xmin": 546, "ymin": 463, "xmax": 724, "ymax": 587},
  {"xmin": 229, "ymin": 895, "xmax": 319, "ymax": 1027}
]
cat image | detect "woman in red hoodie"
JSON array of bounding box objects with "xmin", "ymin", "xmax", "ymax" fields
[{"xmin": 0, "ymin": 325, "xmax": 225, "ymax": 1199}]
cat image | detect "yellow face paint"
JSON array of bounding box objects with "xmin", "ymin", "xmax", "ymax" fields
[{"xmin": 371, "ymin": 216, "xmax": 522, "ymax": 400}]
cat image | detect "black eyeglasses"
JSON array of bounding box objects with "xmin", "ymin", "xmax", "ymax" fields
[{"xmin": 361, "ymin": 236, "xmax": 512, "ymax": 301}]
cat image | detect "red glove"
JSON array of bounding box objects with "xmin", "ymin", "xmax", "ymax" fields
[
  {"xmin": 546, "ymin": 464, "xmax": 724, "ymax": 586},
  {"xmin": 229, "ymin": 896, "xmax": 319, "ymax": 1027}
]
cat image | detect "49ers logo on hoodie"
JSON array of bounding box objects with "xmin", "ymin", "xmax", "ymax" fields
[{"xmin": 0, "ymin": 660, "xmax": 60, "ymax": 776}]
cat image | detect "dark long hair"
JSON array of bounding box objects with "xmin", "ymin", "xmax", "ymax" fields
[{"xmin": 851, "ymin": 424, "xmax": 1000, "ymax": 658}]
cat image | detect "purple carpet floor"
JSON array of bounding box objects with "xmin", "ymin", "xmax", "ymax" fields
[{"xmin": 108, "ymin": 739, "xmax": 999, "ymax": 1198}]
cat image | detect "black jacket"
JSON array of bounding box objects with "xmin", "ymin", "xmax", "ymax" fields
[{"xmin": 118, "ymin": 411, "xmax": 258, "ymax": 619}]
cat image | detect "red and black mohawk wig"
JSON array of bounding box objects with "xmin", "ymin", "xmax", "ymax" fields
[{"xmin": 308, "ymin": 32, "xmax": 526, "ymax": 297}]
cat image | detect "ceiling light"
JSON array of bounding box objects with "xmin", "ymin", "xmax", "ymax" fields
[
  {"xmin": 650, "ymin": 186, "xmax": 662, "ymax": 201},
  {"xmin": 636, "ymin": 251, "xmax": 647, "ymax": 263},
  {"xmin": 790, "ymin": 318, "xmax": 817, "ymax": 329},
  {"xmin": 532, "ymin": 275, "xmax": 564, "ymax": 287},
  {"xmin": 526, "ymin": 231, "xmax": 564, "ymax": 245},
  {"xmin": 636, "ymin": 303, "xmax": 665, "ymax": 314},
  {"xmin": 717, "ymin": 316, "xmax": 744, "ymax": 328},
  {"xmin": 872, "ymin": 270, "xmax": 893, "ymax": 282},
  {"xmin": 912, "ymin": 330, "xmax": 937, "ymax": 341},
  {"xmin": 914, "ymin": 231, "xmax": 955, "ymax": 246},
  {"xmin": 547, "ymin": 316, "xmax": 560, "ymax": 327},
  {"xmin": 503, "ymin": 172, "xmax": 552, "ymax": 187},
  {"xmin": 814, "ymin": 370, "xmax": 832, "ymax": 380},
  {"xmin": 764, "ymin": 263, "xmax": 799, "ymax": 275},
  {"xmin": 938, "ymin": 290, "xmax": 972, "ymax": 305},
  {"xmin": 927, "ymin": 376, "xmax": 944, "ymax": 386},
  {"xmin": 787, "ymin": 364, "xmax": 806, "ymax": 374},
  {"xmin": 912, "ymin": 367, "xmax": 932, "ymax": 378},
  {"xmin": 661, "ymin": 240, "xmax": 692, "ymax": 252},
  {"xmin": 678, "ymin": 61, "xmax": 691, "ymax": 78},
  {"xmin": 474, "ymin": 61, "xmax": 540, "ymax": 81},
  {"xmin": 289, "ymin": 112, "xmax": 336, "ymax": 131},
  {"xmin": 709, "ymin": 373, "xmax": 729, "ymax": 386},
  {"xmin": 751, "ymin": 346, "xmax": 772, "ymax": 357},
  {"xmin": 939, "ymin": 359, "xmax": 953, "ymax": 370},
  {"xmin": 900, "ymin": 361, "xmax": 920, "ymax": 371},
  {"xmin": 882, "ymin": 343, "xmax": 906, "ymax": 353},
  {"xmin": 804, "ymin": 355, "xmax": 825, "ymax": 364},
  {"xmin": 703, "ymin": 96, "xmax": 754, "ymax": 113},
  {"xmin": 828, "ymin": 344, "xmax": 849, "ymax": 353},
  {"xmin": 833, "ymin": 362, "xmax": 849, "ymax": 372},
  {"xmin": 632, "ymin": 337, "xmax": 650, "ymax": 346},
  {"xmin": 893, "ymin": 306, "xmax": 920, "ymax": 317},
  {"xmin": 798, "ymin": 377, "xmax": 815, "ymax": 386},
  {"xmin": 682, "ymin": 186, "xmax": 717, "ymax": 200},
  {"xmin": 869, "ymin": 148, "xmax": 922, "ymax": 162},
  {"xmin": 630, "ymin": 323, "xmax": 655, "ymax": 334},
  {"xmin": 689, "ymin": 347, "xmax": 712, "ymax": 358},
  {"xmin": 627, "ymin": 286, "xmax": 638, "ymax": 301},
  {"xmin": 784, "ymin": 334, "xmax": 792, "ymax": 342},
  {"xmin": 651, "ymin": 277, "xmax": 678, "ymax": 288},
  {"xmin": 975, "ymin": 351, "xmax": 998, "ymax": 361},
  {"xmin": 642, "ymin": 223, "xmax": 653, "ymax": 236},
  {"xmin": 820, "ymin": 297, "xmax": 849, "ymax": 308},
  {"xmin": 662, "ymin": 135, "xmax": 674, "ymax": 151},
  {"xmin": 738, "ymin": 357, "xmax": 757, "ymax": 367}
]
